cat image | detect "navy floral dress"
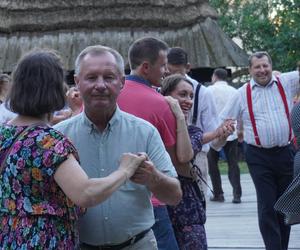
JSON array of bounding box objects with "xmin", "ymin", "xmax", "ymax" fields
[
  {"xmin": 0, "ymin": 124, "xmax": 84, "ymax": 249},
  {"xmin": 168, "ymin": 125, "xmax": 207, "ymax": 250}
]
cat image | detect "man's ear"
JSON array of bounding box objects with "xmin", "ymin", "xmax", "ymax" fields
[
  {"xmin": 120, "ymin": 76, "xmax": 125, "ymax": 89},
  {"xmin": 185, "ymin": 63, "xmax": 191, "ymax": 73},
  {"xmin": 141, "ymin": 61, "xmax": 150, "ymax": 75},
  {"xmin": 74, "ymin": 75, "xmax": 79, "ymax": 88},
  {"xmin": 248, "ymin": 66, "xmax": 252, "ymax": 76}
]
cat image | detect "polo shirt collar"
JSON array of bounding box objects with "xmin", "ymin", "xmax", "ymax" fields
[
  {"xmin": 126, "ymin": 74, "xmax": 152, "ymax": 87},
  {"xmin": 81, "ymin": 106, "xmax": 121, "ymax": 133}
]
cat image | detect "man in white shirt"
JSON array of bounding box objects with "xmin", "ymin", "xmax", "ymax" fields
[
  {"xmin": 220, "ymin": 51, "xmax": 299, "ymax": 250},
  {"xmin": 207, "ymin": 68, "xmax": 242, "ymax": 203},
  {"xmin": 167, "ymin": 47, "xmax": 220, "ymax": 195}
]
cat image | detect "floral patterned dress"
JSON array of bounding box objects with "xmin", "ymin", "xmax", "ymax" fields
[
  {"xmin": 168, "ymin": 125, "xmax": 207, "ymax": 250},
  {"xmin": 0, "ymin": 124, "xmax": 84, "ymax": 249}
]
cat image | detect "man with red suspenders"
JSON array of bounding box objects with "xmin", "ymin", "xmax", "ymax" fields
[{"xmin": 219, "ymin": 51, "xmax": 300, "ymax": 250}]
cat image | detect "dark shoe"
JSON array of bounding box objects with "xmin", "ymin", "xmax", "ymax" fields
[
  {"xmin": 232, "ymin": 197, "xmax": 241, "ymax": 204},
  {"xmin": 210, "ymin": 194, "xmax": 225, "ymax": 202}
]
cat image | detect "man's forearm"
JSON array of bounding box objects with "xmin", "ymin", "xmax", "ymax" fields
[{"xmin": 148, "ymin": 172, "xmax": 182, "ymax": 206}]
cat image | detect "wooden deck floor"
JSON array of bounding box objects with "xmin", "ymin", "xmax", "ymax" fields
[{"xmin": 206, "ymin": 174, "xmax": 300, "ymax": 250}]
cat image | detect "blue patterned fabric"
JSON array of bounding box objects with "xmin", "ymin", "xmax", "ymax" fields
[{"xmin": 167, "ymin": 125, "xmax": 207, "ymax": 249}]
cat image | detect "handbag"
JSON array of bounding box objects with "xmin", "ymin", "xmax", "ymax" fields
[{"xmin": 0, "ymin": 124, "xmax": 36, "ymax": 172}]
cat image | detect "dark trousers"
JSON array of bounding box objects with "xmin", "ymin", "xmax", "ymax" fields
[
  {"xmin": 208, "ymin": 139, "xmax": 242, "ymax": 197},
  {"xmin": 245, "ymin": 144, "xmax": 294, "ymax": 250}
]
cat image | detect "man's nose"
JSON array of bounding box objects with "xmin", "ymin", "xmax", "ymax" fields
[{"xmin": 95, "ymin": 78, "xmax": 107, "ymax": 88}]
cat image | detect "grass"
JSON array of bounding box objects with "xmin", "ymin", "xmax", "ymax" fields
[{"xmin": 219, "ymin": 160, "xmax": 249, "ymax": 175}]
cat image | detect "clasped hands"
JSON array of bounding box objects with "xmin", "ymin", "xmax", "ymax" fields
[
  {"xmin": 216, "ymin": 119, "xmax": 235, "ymax": 139},
  {"xmin": 118, "ymin": 152, "xmax": 159, "ymax": 187}
]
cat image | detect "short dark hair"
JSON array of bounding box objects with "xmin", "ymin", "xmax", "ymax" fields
[
  {"xmin": 249, "ymin": 51, "xmax": 272, "ymax": 67},
  {"xmin": 128, "ymin": 37, "xmax": 169, "ymax": 70},
  {"xmin": 8, "ymin": 49, "xmax": 66, "ymax": 117},
  {"xmin": 213, "ymin": 68, "xmax": 228, "ymax": 81},
  {"xmin": 161, "ymin": 74, "xmax": 193, "ymax": 96},
  {"xmin": 167, "ymin": 47, "xmax": 188, "ymax": 66}
]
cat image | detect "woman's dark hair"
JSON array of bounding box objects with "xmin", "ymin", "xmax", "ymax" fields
[
  {"xmin": 7, "ymin": 49, "xmax": 66, "ymax": 117},
  {"xmin": 161, "ymin": 74, "xmax": 193, "ymax": 96}
]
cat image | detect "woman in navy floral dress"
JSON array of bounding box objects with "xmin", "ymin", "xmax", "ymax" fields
[
  {"xmin": 161, "ymin": 75, "xmax": 207, "ymax": 250},
  {"xmin": 161, "ymin": 74, "xmax": 234, "ymax": 250},
  {"xmin": 0, "ymin": 50, "xmax": 146, "ymax": 249}
]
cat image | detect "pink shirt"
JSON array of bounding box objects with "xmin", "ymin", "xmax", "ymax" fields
[
  {"xmin": 118, "ymin": 76, "xmax": 177, "ymax": 206},
  {"xmin": 118, "ymin": 78, "xmax": 176, "ymax": 147}
]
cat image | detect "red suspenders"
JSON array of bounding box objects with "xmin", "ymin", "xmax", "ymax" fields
[{"xmin": 246, "ymin": 77, "xmax": 292, "ymax": 146}]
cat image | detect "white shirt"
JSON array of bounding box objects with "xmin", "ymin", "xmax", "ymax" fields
[
  {"xmin": 0, "ymin": 103, "xmax": 16, "ymax": 124},
  {"xmin": 208, "ymin": 80, "xmax": 238, "ymax": 141},
  {"xmin": 186, "ymin": 75, "xmax": 219, "ymax": 153},
  {"xmin": 220, "ymin": 71, "xmax": 299, "ymax": 148}
]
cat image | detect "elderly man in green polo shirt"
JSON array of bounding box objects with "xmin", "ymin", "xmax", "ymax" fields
[{"xmin": 55, "ymin": 45, "xmax": 182, "ymax": 250}]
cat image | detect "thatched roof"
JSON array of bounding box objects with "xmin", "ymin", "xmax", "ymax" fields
[{"xmin": 0, "ymin": 0, "xmax": 248, "ymax": 72}]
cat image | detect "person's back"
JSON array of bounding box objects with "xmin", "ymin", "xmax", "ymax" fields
[
  {"xmin": 119, "ymin": 76, "xmax": 176, "ymax": 147},
  {"xmin": 0, "ymin": 123, "xmax": 84, "ymax": 248},
  {"xmin": 207, "ymin": 68, "xmax": 242, "ymax": 203}
]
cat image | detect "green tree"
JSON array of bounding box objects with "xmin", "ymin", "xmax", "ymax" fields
[{"xmin": 210, "ymin": 0, "xmax": 300, "ymax": 72}]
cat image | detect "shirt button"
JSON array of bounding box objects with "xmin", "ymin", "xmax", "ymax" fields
[
  {"xmin": 104, "ymin": 217, "xmax": 108, "ymax": 220},
  {"xmin": 101, "ymin": 169, "xmax": 105, "ymax": 172}
]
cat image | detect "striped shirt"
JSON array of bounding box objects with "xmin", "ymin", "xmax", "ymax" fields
[{"xmin": 220, "ymin": 71, "xmax": 299, "ymax": 148}]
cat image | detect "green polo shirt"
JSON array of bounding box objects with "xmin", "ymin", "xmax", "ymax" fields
[{"xmin": 54, "ymin": 106, "xmax": 177, "ymax": 245}]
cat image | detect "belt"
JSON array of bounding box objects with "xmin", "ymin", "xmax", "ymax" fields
[
  {"xmin": 80, "ymin": 228, "xmax": 151, "ymax": 250},
  {"xmin": 248, "ymin": 143, "xmax": 290, "ymax": 152}
]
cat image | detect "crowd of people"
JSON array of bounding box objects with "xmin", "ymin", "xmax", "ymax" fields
[{"xmin": 0, "ymin": 36, "xmax": 299, "ymax": 250}]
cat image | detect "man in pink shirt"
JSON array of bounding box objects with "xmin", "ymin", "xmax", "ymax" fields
[{"xmin": 118, "ymin": 37, "xmax": 181, "ymax": 250}]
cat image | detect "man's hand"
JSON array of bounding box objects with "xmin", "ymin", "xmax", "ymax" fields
[
  {"xmin": 130, "ymin": 160, "xmax": 160, "ymax": 188},
  {"xmin": 217, "ymin": 119, "xmax": 235, "ymax": 139}
]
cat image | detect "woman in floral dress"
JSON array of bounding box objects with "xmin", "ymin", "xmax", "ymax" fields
[
  {"xmin": 0, "ymin": 49, "xmax": 146, "ymax": 249},
  {"xmin": 161, "ymin": 74, "xmax": 233, "ymax": 250}
]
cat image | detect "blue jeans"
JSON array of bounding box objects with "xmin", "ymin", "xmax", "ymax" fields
[{"xmin": 151, "ymin": 206, "xmax": 179, "ymax": 250}]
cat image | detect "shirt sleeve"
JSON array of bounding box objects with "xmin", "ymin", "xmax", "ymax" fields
[
  {"xmin": 188, "ymin": 125, "xmax": 203, "ymax": 156},
  {"xmin": 146, "ymin": 127, "xmax": 177, "ymax": 178},
  {"xmin": 156, "ymin": 103, "xmax": 177, "ymax": 147},
  {"xmin": 280, "ymin": 71, "xmax": 300, "ymax": 99},
  {"xmin": 37, "ymin": 128, "xmax": 79, "ymax": 173},
  {"xmin": 219, "ymin": 90, "xmax": 242, "ymax": 122}
]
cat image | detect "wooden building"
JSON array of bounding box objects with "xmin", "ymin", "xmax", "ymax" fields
[{"xmin": 0, "ymin": 0, "xmax": 248, "ymax": 82}]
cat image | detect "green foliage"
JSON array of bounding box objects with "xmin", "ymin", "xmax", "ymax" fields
[
  {"xmin": 210, "ymin": 0, "xmax": 300, "ymax": 71},
  {"xmin": 219, "ymin": 161, "xmax": 249, "ymax": 175}
]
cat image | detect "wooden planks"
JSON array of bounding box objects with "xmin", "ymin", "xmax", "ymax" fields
[{"xmin": 206, "ymin": 174, "xmax": 300, "ymax": 250}]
